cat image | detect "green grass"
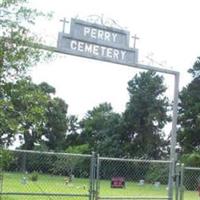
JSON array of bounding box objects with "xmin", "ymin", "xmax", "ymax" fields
[{"xmin": 1, "ymin": 172, "xmax": 199, "ymax": 200}]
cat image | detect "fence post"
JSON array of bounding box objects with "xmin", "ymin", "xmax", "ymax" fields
[
  {"xmin": 89, "ymin": 152, "xmax": 96, "ymax": 200},
  {"xmin": 179, "ymin": 164, "xmax": 185, "ymax": 200},
  {"xmin": 95, "ymin": 154, "xmax": 100, "ymax": 200},
  {"xmin": 175, "ymin": 163, "xmax": 180, "ymax": 200},
  {"xmin": 168, "ymin": 160, "xmax": 175, "ymax": 200}
]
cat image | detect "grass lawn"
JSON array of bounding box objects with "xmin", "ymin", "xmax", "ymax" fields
[{"xmin": 1, "ymin": 172, "xmax": 199, "ymax": 200}]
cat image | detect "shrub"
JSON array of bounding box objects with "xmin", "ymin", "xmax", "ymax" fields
[
  {"xmin": 146, "ymin": 164, "xmax": 168, "ymax": 184},
  {"xmin": 1, "ymin": 150, "xmax": 14, "ymax": 171},
  {"xmin": 29, "ymin": 172, "xmax": 39, "ymax": 181}
]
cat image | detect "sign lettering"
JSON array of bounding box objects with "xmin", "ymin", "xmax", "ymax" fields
[
  {"xmin": 83, "ymin": 26, "xmax": 118, "ymax": 42},
  {"xmin": 70, "ymin": 18, "xmax": 130, "ymax": 49},
  {"xmin": 69, "ymin": 39, "xmax": 126, "ymax": 61},
  {"xmin": 57, "ymin": 18, "xmax": 138, "ymax": 65}
]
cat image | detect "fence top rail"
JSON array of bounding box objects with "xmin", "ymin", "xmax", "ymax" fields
[
  {"xmin": 99, "ymin": 156, "xmax": 172, "ymax": 164},
  {"xmin": 98, "ymin": 196, "xmax": 169, "ymax": 199},
  {"xmin": 7, "ymin": 149, "xmax": 92, "ymax": 158},
  {"xmin": 185, "ymin": 166, "xmax": 200, "ymax": 170}
]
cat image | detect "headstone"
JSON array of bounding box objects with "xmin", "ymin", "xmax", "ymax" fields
[
  {"xmin": 21, "ymin": 176, "xmax": 27, "ymax": 185},
  {"xmin": 154, "ymin": 181, "xmax": 160, "ymax": 188},
  {"xmin": 138, "ymin": 179, "xmax": 144, "ymax": 186}
]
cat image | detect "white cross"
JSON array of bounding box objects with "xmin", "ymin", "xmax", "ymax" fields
[
  {"xmin": 60, "ymin": 17, "xmax": 69, "ymax": 33},
  {"xmin": 132, "ymin": 34, "xmax": 139, "ymax": 49}
]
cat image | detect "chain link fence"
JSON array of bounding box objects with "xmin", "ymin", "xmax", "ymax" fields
[
  {"xmin": 179, "ymin": 166, "xmax": 200, "ymax": 200},
  {"xmin": 0, "ymin": 149, "xmax": 94, "ymax": 200},
  {"xmin": 4, "ymin": 149, "xmax": 197, "ymax": 200},
  {"xmin": 96, "ymin": 156, "xmax": 172, "ymax": 200}
]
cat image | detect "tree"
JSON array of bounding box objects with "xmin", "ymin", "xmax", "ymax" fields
[
  {"xmin": 80, "ymin": 103, "xmax": 123, "ymax": 157},
  {"xmin": 43, "ymin": 97, "xmax": 68, "ymax": 151},
  {"xmin": 178, "ymin": 57, "xmax": 200, "ymax": 153},
  {"xmin": 122, "ymin": 71, "xmax": 170, "ymax": 159},
  {"xmin": 5, "ymin": 78, "xmax": 49, "ymax": 150},
  {"xmin": 0, "ymin": 0, "xmax": 51, "ymax": 81},
  {"xmin": 3, "ymin": 79, "xmax": 69, "ymax": 151},
  {"xmin": 65, "ymin": 115, "xmax": 82, "ymax": 149},
  {"xmin": 0, "ymin": 0, "xmax": 51, "ymax": 147}
]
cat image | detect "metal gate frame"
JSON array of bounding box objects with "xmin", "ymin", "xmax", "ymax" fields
[
  {"xmin": 95, "ymin": 155, "xmax": 173, "ymax": 200},
  {"xmin": 177, "ymin": 164, "xmax": 200, "ymax": 200},
  {"xmin": 0, "ymin": 150, "xmax": 96, "ymax": 200}
]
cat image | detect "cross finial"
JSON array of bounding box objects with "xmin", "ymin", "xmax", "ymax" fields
[
  {"xmin": 132, "ymin": 34, "xmax": 139, "ymax": 49},
  {"xmin": 60, "ymin": 17, "xmax": 69, "ymax": 33}
]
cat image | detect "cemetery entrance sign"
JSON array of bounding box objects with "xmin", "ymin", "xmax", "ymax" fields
[{"xmin": 57, "ymin": 18, "xmax": 138, "ymax": 65}]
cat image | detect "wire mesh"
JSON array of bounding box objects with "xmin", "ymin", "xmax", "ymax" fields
[
  {"xmin": 97, "ymin": 157, "xmax": 171, "ymax": 200},
  {"xmin": 1, "ymin": 150, "xmax": 92, "ymax": 200},
  {"xmin": 0, "ymin": 150, "xmax": 177, "ymax": 200},
  {"xmin": 181, "ymin": 167, "xmax": 200, "ymax": 200}
]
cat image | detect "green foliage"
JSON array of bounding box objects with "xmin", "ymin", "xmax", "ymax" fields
[
  {"xmin": 5, "ymin": 78, "xmax": 49, "ymax": 149},
  {"xmin": 178, "ymin": 57, "xmax": 200, "ymax": 153},
  {"xmin": 80, "ymin": 102, "xmax": 123, "ymax": 157},
  {"xmin": 146, "ymin": 164, "xmax": 168, "ymax": 184},
  {"xmin": 0, "ymin": 0, "xmax": 53, "ymax": 147},
  {"xmin": 181, "ymin": 152, "xmax": 200, "ymax": 167},
  {"xmin": 0, "ymin": 0, "xmax": 51, "ymax": 81},
  {"xmin": 188, "ymin": 57, "xmax": 200, "ymax": 78},
  {"xmin": 43, "ymin": 97, "xmax": 68, "ymax": 151},
  {"xmin": 66, "ymin": 144, "xmax": 89, "ymax": 154},
  {"xmin": 0, "ymin": 78, "xmax": 69, "ymax": 150},
  {"xmin": 29, "ymin": 171, "xmax": 39, "ymax": 181},
  {"xmin": 39, "ymin": 82, "xmax": 56, "ymax": 94},
  {"xmin": 123, "ymin": 71, "xmax": 170, "ymax": 159},
  {"xmin": 0, "ymin": 149, "xmax": 14, "ymax": 170}
]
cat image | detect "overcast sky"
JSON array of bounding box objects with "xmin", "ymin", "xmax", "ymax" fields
[{"xmin": 29, "ymin": 0, "xmax": 200, "ymax": 122}]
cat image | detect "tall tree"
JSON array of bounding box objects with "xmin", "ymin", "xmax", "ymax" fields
[
  {"xmin": 123, "ymin": 71, "xmax": 170, "ymax": 159},
  {"xmin": 0, "ymin": 0, "xmax": 51, "ymax": 147},
  {"xmin": 65, "ymin": 115, "xmax": 81, "ymax": 148},
  {"xmin": 80, "ymin": 103, "xmax": 123, "ymax": 157},
  {"xmin": 5, "ymin": 78, "xmax": 49, "ymax": 150},
  {"xmin": 43, "ymin": 97, "xmax": 68, "ymax": 151},
  {"xmin": 4, "ymin": 80, "xmax": 69, "ymax": 151},
  {"xmin": 178, "ymin": 57, "xmax": 200, "ymax": 153}
]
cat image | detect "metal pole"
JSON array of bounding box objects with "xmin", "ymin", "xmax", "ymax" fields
[
  {"xmin": 89, "ymin": 152, "xmax": 95, "ymax": 200},
  {"xmin": 168, "ymin": 72, "xmax": 180, "ymax": 200},
  {"xmin": 175, "ymin": 163, "xmax": 180, "ymax": 200},
  {"xmin": 96, "ymin": 154, "xmax": 100, "ymax": 200},
  {"xmin": 179, "ymin": 164, "xmax": 184, "ymax": 200}
]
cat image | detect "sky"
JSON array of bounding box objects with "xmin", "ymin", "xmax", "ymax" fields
[{"xmin": 28, "ymin": 0, "xmax": 200, "ymax": 125}]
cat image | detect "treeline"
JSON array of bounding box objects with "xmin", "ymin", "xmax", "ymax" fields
[{"xmin": 0, "ymin": 0, "xmax": 200, "ymax": 165}]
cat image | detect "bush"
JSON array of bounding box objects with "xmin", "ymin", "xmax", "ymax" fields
[
  {"xmin": 146, "ymin": 164, "xmax": 168, "ymax": 184},
  {"xmin": 29, "ymin": 172, "xmax": 39, "ymax": 181},
  {"xmin": 181, "ymin": 152, "xmax": 200, "ymax": 167},
  {"xmin": 1, "ymin": 150, "xmax": 14, "ymax": 171}
]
